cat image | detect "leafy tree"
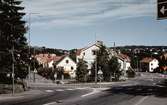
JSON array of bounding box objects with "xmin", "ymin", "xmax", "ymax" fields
[
  {"xmin": 96, "ymin": 44, "xmax": 110, "ymax": 81},
  {"xmin": 0, "ymin": 0, "xmax": 28, "ymax": 82},
  {"xmin": 108, "ymin": 56, "xmax": 121, "ymax": 81},
  {"xmin": 131, "ymin": 56, "xmax": 139, "ymax": 69},
  {"xmin": 76, "ymin": 59, "xmax": 88, "ymax": 82},
  {"xmin": 69, "ymin": 49, "xmax": 77, "ymax": 62}
]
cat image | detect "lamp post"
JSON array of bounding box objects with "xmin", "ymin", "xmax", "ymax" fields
[
  {"xmin": 11, "ymin": 45, "xmax": 15, "ymax": 95},
  {"xmin": 27, "ymin": 13, "xmax": 40, "ymax": 86},
  {"xmin": 95, "ymin": 50, "xmax": 98, "ymax": 84}
]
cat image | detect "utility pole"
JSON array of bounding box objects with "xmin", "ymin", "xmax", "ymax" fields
[
  {"xmin": 27, "ymin": 13, "xmax": 31, "ymax": 87},
  {"xmin": 95, "ymin": 33, "xmax": 97, "ymax": 84},
  {"xmin": 11, "ymin": 45, "xmax": 15, "ymax": 95},
  {"xmin": 95, "ymin": 50, "xmax": 97, "ymax": 84},
  {"xmin": 27, "ymin": 13, "xmax": 40, "ymax": 86}
]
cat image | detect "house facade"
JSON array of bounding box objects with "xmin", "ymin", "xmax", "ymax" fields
[
  {"xmin": 140, "ymin": 57, "xmax": 159, "ymax": 72},
  {"xmin": 34, "ymin": 54, "xmax": 58, "ymax": 68},
  {"xmin": 117, "ymin": 53, "xmax": 131, "ymax": 71},
  {"xmin": 55, "ymin": 56, "xmax": 77, "ymax": 78},
  {"xmin": 34, "ymin": 54, "xmax": 76, "ymax": 78},
  {"xmin": 76, "ymin": 41, "xmax": 102, "ymax": 69}
]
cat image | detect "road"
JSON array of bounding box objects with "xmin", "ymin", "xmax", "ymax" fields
[{"xmin": 0, "ymin": 72, "xmax": 167, "ymax": 105}]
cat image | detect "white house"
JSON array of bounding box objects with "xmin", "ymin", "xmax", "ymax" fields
[
  {"xmin": 76, "ymin": 41, "xmax": 102, "ymax": 69},
  {"xmin": 117, "ymin": 53, "xmax": 131, "ymax": 71},
  {"xmin": 140, "ymin": 57, "xmax": 159, "ymax": 72},
  {"xmin": 34, "ymin": 54, "xmax": 58, "ymax": 68},
  {"xmin": 34, "ymin": 54, "xmax": 77, "ymax": 78},
  {"xmin": 54, "ymin": 55, "xmax": 77, "ymax": 78}
]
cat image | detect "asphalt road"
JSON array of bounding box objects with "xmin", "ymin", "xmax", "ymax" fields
[{"xmin": 1, "ymin": 72, "xmax": 167, "ymax": 105}]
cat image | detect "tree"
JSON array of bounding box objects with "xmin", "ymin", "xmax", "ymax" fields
[
  {"xmin": 108, "ymin": 56, "xmax": 121, "ymax": 81},
  {"xmin": 96, "ymin": 44, "xmax": 110, "ymax": 81},
  {"xmin": 0, "ymin": 0, "xmax": 28, "ymax": 82},
  {"xmin": 69, "ymin": 49, "xmax": 77, "ymax": 62},
  {"xmin": 76, "ymin": 59, "xmax": 88, "ymax": 82}
]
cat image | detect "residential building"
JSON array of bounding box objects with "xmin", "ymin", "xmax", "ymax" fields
[
  {"xmin": 76, "ymin": 41, "xmax": 103, "ymax": 69},
  {"xmin": 117, "ymin": 53, "xmax": 131, "ymax": 71},
  {"xmin": 34, "ymin": 54, "xmax": 58, "ymax": 68},
  {"xmin": 35, "ymin": 54, "xmax": 76, "ymax": 78},
  {"xmin": 54, "ymin": 55, "xmax": 77, "ymax": 78},
  {"xmin": 140, "ymin": 57, "xmax": 159, "ymax": 72}
]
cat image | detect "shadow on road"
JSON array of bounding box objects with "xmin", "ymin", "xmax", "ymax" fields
[{"xmin": 105, "ymin": 80, "xmax": 167, "ymax": 97}]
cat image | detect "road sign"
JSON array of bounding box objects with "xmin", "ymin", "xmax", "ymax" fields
[
  {"xmin": 157, "ymin": 0, "xmax": 167, "ymax": 19},
  {"xmin": 98, "ymin": 70, "xmax": 103, "ymax": 75}
]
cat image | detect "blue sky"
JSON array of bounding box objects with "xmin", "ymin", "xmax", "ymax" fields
[{"xmin": 22, "ymin": 0, "xmax": 167, "ymax": 50}]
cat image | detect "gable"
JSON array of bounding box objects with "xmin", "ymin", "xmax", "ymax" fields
[{"xmin": 56, "ymin": 56, "xmax": 76, "ymax": 67}]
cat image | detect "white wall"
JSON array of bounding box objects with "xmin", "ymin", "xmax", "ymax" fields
[
  {"xmin": 48, "ymin": 60, "xmax": 54, "ymax": 68},
  {"xmin": 77, "ymin": 45, "xmax": 99, "ymax": 69},
  {"xmin": 149, "ymin": 59, "xmax": 159, "ymax": 72},
  {"xmin": 57, "ymin": 56, "xmax": 77, "ymax": 78},
  {"xmin": 118, "ymin": 59, "xmax": 131, "ymax": 71}
]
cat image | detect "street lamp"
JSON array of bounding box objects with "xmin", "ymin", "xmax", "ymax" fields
[
  {"xmin": 27, "ymin": 12, "xmax": 40, "ymax": 86},
  {"xmin": 11, "ymin": 44, "xmax": 15, "ymax": 95}
]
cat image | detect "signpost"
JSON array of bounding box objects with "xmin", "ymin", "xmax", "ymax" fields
[
  {"xmin": 98, "ymin": 68, "xmax": 103, "ymax": 88},
  {"xmin": 157, "ymin": 0, "xmax": 167, "ymax": 19}
]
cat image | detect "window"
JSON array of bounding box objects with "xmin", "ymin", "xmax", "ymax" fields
[
  {"xmin": 71, "ymin": 66, "xmax": 74, "ymax": 70},
  {"xmin": 66, "ymin": 60, "xmax": 69, "ymax": 64},
  {"xmin": 92, "ymin": 50, "xmax": 96, "ymax": 55},
  {"xmin": 83, "ymin": 52, "xmax": 85, "ymax": 56}
]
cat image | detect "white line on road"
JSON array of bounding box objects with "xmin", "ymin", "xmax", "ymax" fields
[
  {"xmin": 134, "ymin": 96, "xmax": 149, "ymax": 105},
  {"xmin": 43, "ymin": 102, "xmax": 57, "ymax": 105},
  {"xmin": 81, "ymin": 88, "xmax": 99, "ymax": 97},
  {"xmin": 45, "ymin": 90, "xmax": 54, "ymax": 93},
  {"xmin": 66, "ymin": 88, "xmax": 75, "ymax": 91},
  {"xmin": 56, "ymin": 89, "xmax": 64, "ymax": 91},
  {"xmin": 76, "ymin": 87, "xmax": 88, "ymax": 90}
]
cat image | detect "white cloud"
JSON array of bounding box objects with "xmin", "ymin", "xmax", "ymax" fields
[{"xmin": 23, "ymin": 0, "xmax": 157, "ymax": 27}]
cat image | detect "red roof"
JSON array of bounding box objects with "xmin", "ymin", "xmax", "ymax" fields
[
  {"xmin": 34, "ymin": 54, "xmax": 64, "ymax": 64},
  {"xmin": 140, "ymin": 57, "xmax": 154, "ymax": 63},
  {"xmin": 117, "ymin": 53, "xmax": 131, "ymax": 62}
]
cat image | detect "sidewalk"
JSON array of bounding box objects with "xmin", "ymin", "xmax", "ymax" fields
[{"xmin": 0, "ymin": 89, "xmax": 43, "ymax": 102}]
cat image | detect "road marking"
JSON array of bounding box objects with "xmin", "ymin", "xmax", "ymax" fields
[
  {"xmin": 56, "ymin": 89, "xmax": 64, "ymax": 91},
  {"xmin": 134, "ymin": 96, "xmax": 148, "ymax": 105},
  {"xmin": 43, "ymin": 102, "xmax": 57, "ymax": 105},
  {"xmin": 76, "ymin": 87, "xmax": 88, "ymax": 90},
  {"xmin": 81, "ymin": 88, "xmax": 99, "ymax": 97},
  {"xmin": 66, "ymin": 88, "xmax": 75, "ymax": 91},
  {"xmin": 45, "ymin": 90, "xmax": 54, "ymax": 93}
]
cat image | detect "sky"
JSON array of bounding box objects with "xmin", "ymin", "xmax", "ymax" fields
[{"xmin": 22, "ymin": 0, "xmax": 167, "ymax": 50}]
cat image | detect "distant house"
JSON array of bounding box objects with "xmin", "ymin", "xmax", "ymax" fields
[
  {"xmin": 35, "ymin": 54, "xmax": 76, "ymax": 78},
  {"xmin": 76, "ymin": 41, "xmax": 103, "ymax": 69},
  {"xmin": 53, "ymin": 55, "xmax": 77, "ymax": 78},
  {"xmin": 117, "ymin": 53, "xmax": 131, "ymax": 71},
  {"xmin": 34, "ymin": 54, "xmax": 58, "ymax": 68},
  {"xmin": 140, "ymin": 57, "xmax": 159, "ymax": 72}
]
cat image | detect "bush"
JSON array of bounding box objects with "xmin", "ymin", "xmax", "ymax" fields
[{"xmin": 37, "ymin": 67, "xmax": 56, "ymax": 80}]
